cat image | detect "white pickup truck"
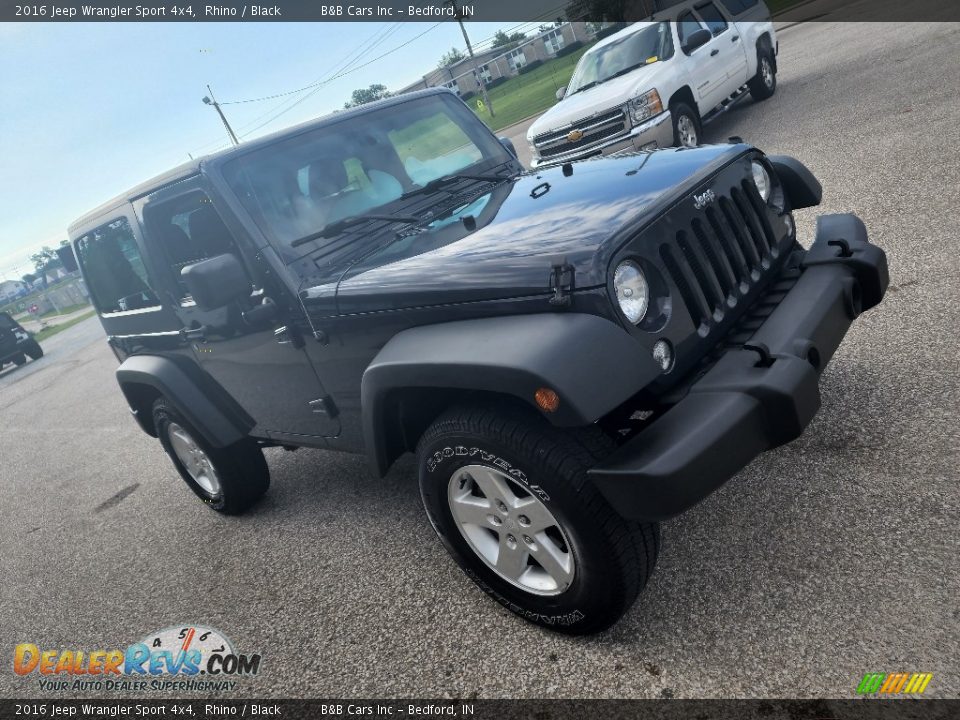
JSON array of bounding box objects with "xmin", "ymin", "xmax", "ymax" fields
[{"xmin": 527, "ymin": 0, "xmax": 778, "ymax": 168}]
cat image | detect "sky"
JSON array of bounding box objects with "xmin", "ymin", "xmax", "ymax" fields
[{"xmin": 0, "ymin": 19, "xmax": 538, "ymax": 282}]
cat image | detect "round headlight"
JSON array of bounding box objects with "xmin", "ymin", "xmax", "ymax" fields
[
  {"xmin": 613, "ymin": 260, "xmax": 649, "ymax": 324},
  {"xmin": 751, "ymin": 161, "xmax": 771, "ymax": 202}
]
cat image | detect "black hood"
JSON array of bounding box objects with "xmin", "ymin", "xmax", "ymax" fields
[{"xmin": 302, "ymin": 145, "xmax": 746, "ymax": 315}]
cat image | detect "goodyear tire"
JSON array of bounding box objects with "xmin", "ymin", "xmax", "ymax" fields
[
  {"xmin": 749, "ymin": 49, "xmax": 777, "ymax": 101},
  {"xmin": 417, "ymin": 403, "xmax": 659, "ymax": 635},
  {"xmin": 153, "ymin": 397, "xmax": 269, "ymax": 515}
]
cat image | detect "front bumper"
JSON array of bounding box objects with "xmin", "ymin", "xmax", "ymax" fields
[
  {"xmin": 589, "ymin": 214, "xmax": 889, "ymax": 521},
  {"xmin": 530, "ymin": 111, "xmax": 674, "ymax": 168}
]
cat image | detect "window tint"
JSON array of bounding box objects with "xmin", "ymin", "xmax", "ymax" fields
[
  {"xmin": 677, "ymin": 12, "xmax": 704, "ymax": 45},
  {"xmin": 696, "ymin": 2, "xmax": 729, "ymax": 35},
  {"xmin": 143, "ymin": 192, "xmax": 239, "ymax": 300},
  {"xmin": 76, "ymin": 217, "xmax": 158, "ymax": 314}
]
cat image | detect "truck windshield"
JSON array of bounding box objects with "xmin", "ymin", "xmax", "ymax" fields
[
  {"xmin": 566, "ymin": 23, "xmax": 673, "ymax": 96},
  {"xmin": 221, "ymin": 93, "xmax": 511, "ymax": 252}
]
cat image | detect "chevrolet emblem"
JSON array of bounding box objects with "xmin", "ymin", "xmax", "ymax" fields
[{"xmin": 566, "ymin": 129, "xmax": 584, "ymax": 143}]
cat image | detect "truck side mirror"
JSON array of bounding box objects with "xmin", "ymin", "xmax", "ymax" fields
[
  {"xmin": 555, "ymin": 85, "xmax": 567, "ymax": 101},
  {"xmin": 498, "ymin": 136, "xmax": 518, "ymax": 158},
  {"xmin": 683, "ymin": 29, "xmax": 712, "ymax": 54},
  {"xmin": 181, "ymin": 254, "xmax": 252, "ymax": 311}
]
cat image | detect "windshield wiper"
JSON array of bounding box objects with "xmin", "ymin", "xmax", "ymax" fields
[
  {"xmin": 290, "ymin": 213, "xmax": 421, "ymax": 248},
  {"xmin": 569, "ymin": 80, "xmax": 600, "ymax": 96},
  {"xmin": 606, "ymin": 62, "xmax": 647, "ymax": 82},
  {"xmin": 397, "ymin": 172, "xmax": 508, "ymax": 202}
]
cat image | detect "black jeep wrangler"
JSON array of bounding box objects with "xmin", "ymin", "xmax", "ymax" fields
[
  {"xmin": 70, "ymin": 88, "xmax": 887, "ymax": 634},
  {"xmin": 0, "ymin": 312, "xmax": 44, "ymax": 370}
]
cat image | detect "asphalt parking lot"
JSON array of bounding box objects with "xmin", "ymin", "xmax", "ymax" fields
[{"xmin": 2, "ymin": 21, "xmax": 958, "ymax": 701}]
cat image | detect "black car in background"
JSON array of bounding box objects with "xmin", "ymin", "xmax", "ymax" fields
[
  {"xmin": 70, "ymin": 88, "xmax": 888, "ymax": 634},
  {"xmin": 0, "ymin": 312, "xmax": 43, "ymax": 370}
]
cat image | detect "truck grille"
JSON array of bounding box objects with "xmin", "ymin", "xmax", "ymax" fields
[
  {"xmin": 660, "ymin": 180, "xmax": 781, "ymax": 332},
  {"xmin": 533, "ymin": 107, "xmax": 627, "ymax": 159}
]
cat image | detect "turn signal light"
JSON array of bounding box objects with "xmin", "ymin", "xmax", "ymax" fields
[{"xmin": 534, "ymin": 388, "xmax": 560, "ymax": 412}]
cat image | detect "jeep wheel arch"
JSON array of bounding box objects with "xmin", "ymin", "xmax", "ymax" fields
[
  {"xmin": 361, "ymin": 314, "xmax": 661, "ymax": 476},
  {"xmin": 116, "ymin": 354, "xmax": 253, "ymax": 447}
]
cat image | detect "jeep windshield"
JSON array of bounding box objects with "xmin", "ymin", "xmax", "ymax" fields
[
  {"xmin": 221, "ymin": 93, "xmax": 514, "ymax": 256},
  {"xmin": 566, "ymin": 22, "xmax": 673, "ymax": 96}
]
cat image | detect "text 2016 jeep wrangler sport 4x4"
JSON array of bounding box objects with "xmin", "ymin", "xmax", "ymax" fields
[{"xmin": 71, "ymin": 88, "xmax": 887, "ymax": 634}]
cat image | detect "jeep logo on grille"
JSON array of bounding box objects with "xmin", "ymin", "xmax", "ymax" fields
[{"xmin": 693, "ymin": 189, "xmax": 716, "ymax": 209}]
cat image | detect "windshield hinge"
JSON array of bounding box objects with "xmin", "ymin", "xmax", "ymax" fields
[{"xmin": 549, "ymin": 256, "xmax": 575, "ymax": 307}]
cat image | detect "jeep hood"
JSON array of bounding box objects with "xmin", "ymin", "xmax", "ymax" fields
[{"xmin": 300, "ymin": 145, "xmax": 743, "ymax": 316}]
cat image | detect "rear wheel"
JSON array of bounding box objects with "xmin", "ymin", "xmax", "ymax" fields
[
  {"xmin": 749, "ymin": 50, "xmax": 777, "ymax": 101},
  {"xmin": 153, "ymin": 397, "xmax": 269, "ymax": 514},
  {"xmin": 417, "ymin": 403, "xmax": 660, "ymax": 635},
  {"xmin": 24, "ymin": 340, "xmax": 43, "ymax": 360},
  {"xmin": 671, "ymin": 102, "xmax": 701, "ymax": 147},
  {"xmin": 12, "ymin": 354, "xmax": 26, "ymax": 367}
]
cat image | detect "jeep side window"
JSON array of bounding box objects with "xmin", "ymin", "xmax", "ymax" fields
[
  {"xmin": 75, "ymin": 217, "xmax": 159, "ymax": 314},
  {"xmin": 142, "ymin": 192, "xmax": 239, "ymax": 302},
  {"xmin": 695, "ymin": 2, "xmax": 730, "ymax": 36}
]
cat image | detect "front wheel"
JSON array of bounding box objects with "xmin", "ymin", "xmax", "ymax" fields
[
  {"xmin": 153, "ymin": 397, "xmax": 269, "ymax": 514},
  {"xmin": 417, "ymin": 404, "xmax": 660, "ymax": 635},
  {"xmin": 12, "ymin": 354, "xmax": 27, "ymax": 367},
  {"xmin": 24, "ymin": 340, "xmax": 43, "ymax": 360},
  {"xmin": 749, "ymin": 50, "xmax": 777, "ymax": 101},
  {"xmin": 671, "ymin": 103, "xmax": 701, "ymax": 148}
]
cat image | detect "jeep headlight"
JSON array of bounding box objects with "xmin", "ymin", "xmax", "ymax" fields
[
  {"xmin": 613, "ymin": 260, "xmax": 649, "ymax": 324},
  {"xmin": 629, "ymin": 89, "xmax": 663, "ymax": 125},
  {"xmin": 751, "ymin": 161, "xmax": 772, "ymax": 202}
]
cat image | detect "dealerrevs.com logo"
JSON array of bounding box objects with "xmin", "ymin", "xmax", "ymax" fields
[
  {"xmin": 856, "ymin": 672, "xmax": 933, "ymax": 695},
  {"xmin": 14, "ymin": 625, "xmax": 261, "ymax": 693}
]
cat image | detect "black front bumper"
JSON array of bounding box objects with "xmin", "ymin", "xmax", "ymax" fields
[{"xmin": 589, "ymin": 214, "xmax": 889, "ymax": 521}]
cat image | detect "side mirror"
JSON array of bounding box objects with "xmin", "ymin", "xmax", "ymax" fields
[
  {"xmin": 555, "ymin": 85, "xmax": 567, "ymax": 101},
  {"xmin": 181, "ymin": 254, "xmax": 252, "ymax": 311},
  {"xmin": 683, "ymin": 28, "xmax": 712, "ymax": 54},
  {"xmin": 498, "ymin": 136, "xmax": 518, "ymax": 158}
]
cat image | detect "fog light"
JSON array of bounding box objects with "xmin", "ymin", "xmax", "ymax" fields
[
  {"xmin": 652, "ymin": 340, "xmax": 674, "ymax": 373},
  {"xmin": 534, "ymin": 388, "xmax": 560, "ymax": 412}
]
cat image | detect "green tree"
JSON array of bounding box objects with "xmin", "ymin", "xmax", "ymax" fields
[
  {"xmin": 491, "ymin": 30, "xmax": 527, "ymax": 49},
  {"xmin": 30, "ymin": 246, "xmax": 64, "ymax": 288},
  {"xmin": 438, "ymin": 47, "xmax": 466, "ymax": 68},
  {"xmin": 344, "ymin": 83, "xmax": 391, "ymax": 109}
]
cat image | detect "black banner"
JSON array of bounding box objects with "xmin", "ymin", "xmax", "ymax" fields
[
  {"xmin": 1, "ymin": 700, "xmax": 960, "ymax": 720},
  {"xmin": 1, "ymin": 0, "xmax": 958, "ymax": 22}
]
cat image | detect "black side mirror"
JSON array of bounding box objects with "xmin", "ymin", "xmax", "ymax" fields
[
  {"xmin": 181, "ymin": 254, "xmax": 251, "ymax": 311},
  {"xmin": 683, "ymin": 28, "xmax": 712, "ymax": 53},
  {"xmin": 498, "ymin": 136, "xmax": 518, "ymax": 158}
]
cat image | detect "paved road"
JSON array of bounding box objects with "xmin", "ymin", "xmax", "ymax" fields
[{"xmin": 2, "ymin": 21, "xmax": 958, "ymax": 701}]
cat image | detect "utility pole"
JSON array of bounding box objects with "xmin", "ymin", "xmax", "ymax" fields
[
  {"xmin": 202, "ymin": 84, "xmax": 239, "ymax": 146},
  {"xmin": 445, "ymin": 0, "xmax": 494, "ymax": 118}
]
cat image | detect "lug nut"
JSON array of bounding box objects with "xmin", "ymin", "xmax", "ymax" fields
[
  {"xmin": 523, "ymin": 535, "xmax": 534, "ymax": 545},
  {"xmin": 518, "ymin": 515, "xmax": 530, "ymax": 526},
  {"xmin": 506, "ymin": 534, "xmax": 517, "ymax": 548},
  {"xmin": 488, "ymin": 514, "xmax": 502, "ymax": 526},
  {"xmin": 496, "ymin": 500, "xmax": 508, "ymax": 513}
]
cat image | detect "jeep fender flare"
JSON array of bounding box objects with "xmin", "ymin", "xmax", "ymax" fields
[
  {"xmin": 361, "ymin": 314, "xmax": 661, "ymax": 476},
  {"xmin": 116, "ymin": 354, "xmax": 253, "ymax": 448}
]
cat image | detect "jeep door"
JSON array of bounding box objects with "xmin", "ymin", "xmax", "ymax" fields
[{"xmin": 134, "ymin": 177, "xmax": 340, "ymax": 441}]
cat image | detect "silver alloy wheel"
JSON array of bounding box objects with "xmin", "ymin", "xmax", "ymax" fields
[
  {"xmin": 761, "ymin": 57, "xmax": 774, "ymax": 88},
  {"xmin": 677, "ymin": 114, "xmax": 698, "ymax": 147},
  {"xmin": 447, "ymin": 464, "xmax": 575, "ymax": 596},
  {"xmin": 167, "ymin": 423, "xmax": 221, "ymax": 496}
]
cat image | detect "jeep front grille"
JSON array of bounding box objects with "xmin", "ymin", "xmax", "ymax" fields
[
  {"xmin": 533, "ymin": 107, "xmax": 627, "ymax": 159},
  {"xmin": 661, "ymin": 180, "xmax": 780, "ymax": 331}
]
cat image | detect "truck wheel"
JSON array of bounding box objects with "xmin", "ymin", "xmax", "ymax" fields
[
  {"xmin": 25, "ymin": 340, "xmax": 43, "ymax": 360},
  {"xmin": 749, "ymin": 50, "xmax": 777, "ymax": 101},
  {"xmin": 12, "ymin": 354, "xmax": 27, "ymax": 367},
  {"xmin": 671, "ymin": 103, "xmax": 701, "ymax": 147},
  {"xmin": 417, "ymin": 404, "xmax": 660, "ymax": 635},
  {"xmin": 153, "ymin": 397, "xmax": 269, "ymax": 515}
]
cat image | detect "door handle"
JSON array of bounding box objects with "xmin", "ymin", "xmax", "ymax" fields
[
  {"xmin": 711, "ymin": 49, "xmax": 719, "ymax": 56},
  {"xmin": 181, "ymin": 326, "xmax": 206, "ymax": 341},
  {"xmin": 732, "ymin": 35, "xmax": 740, "ymax": 42}
]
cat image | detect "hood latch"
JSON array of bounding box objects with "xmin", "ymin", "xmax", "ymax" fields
[{"xmin": 549, "ymin": 256, "xmax": 575, "ymax": 307}]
